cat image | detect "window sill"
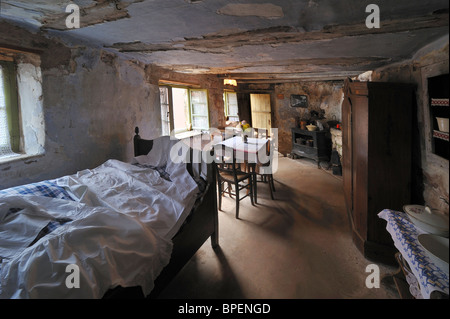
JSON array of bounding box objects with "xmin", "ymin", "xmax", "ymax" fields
[
  {"xmin": 175, "ymin": 130, "xmax": 203, "ymax": 140},
  {"xmin": 0, "ymin": 152, "xmax": 44, "ymax": 165}
]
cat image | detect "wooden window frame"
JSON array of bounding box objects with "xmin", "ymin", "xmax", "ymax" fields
[
  {"xmin": 159, "ymin": 84, "xmax": 210, "ymax": 134},
  {"xmin": 0, "ymin": 60, "xmax": 20, "ymax": 154}
]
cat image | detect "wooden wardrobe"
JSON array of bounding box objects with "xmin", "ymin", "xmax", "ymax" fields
[{"xmin": 342, "ymin": 80, "xmax": 415, "ymax": 264}]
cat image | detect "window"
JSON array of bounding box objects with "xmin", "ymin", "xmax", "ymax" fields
[
  {"xmin": 0, "ymin": 61, "xmax": 20, "ymax": 160},
  {"xmin": 224, "ymin": 91, "xmax": 239, "ymax": 122},
  {"xmin": 159, "ymin": 85, "xmax": 210, "ymax": 135},
  {"xmin": 190, "ymin": 89, "xmax": 209, "ymax": 130},
  {"xmin": 0, "ymin": 48, "xmax": 45, "ymax": 163}
]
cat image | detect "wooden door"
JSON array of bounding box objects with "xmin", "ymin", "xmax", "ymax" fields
[
  {"xmin": 250, "ymin": 94, "xmax": 272, "ymax": 133},
  {"xmin": 237, "ymin": 93, "xmax": 251, "ymax": 125}
]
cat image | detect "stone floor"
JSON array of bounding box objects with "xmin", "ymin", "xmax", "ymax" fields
[{"xmin": 158, "ymin": 156, "xmax": 400, "ymax": 299}]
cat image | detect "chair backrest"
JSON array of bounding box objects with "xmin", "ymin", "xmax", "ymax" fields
[
  {"xmin": 253, "ymin": 127, "xmax": 268, "ymax": 139},
  {"xmin": 253, "ymin": 128, "xmax": 273, "ymax": 161},
  {"xmin": 254, "ymin": 128, "xmax": 273, "ymax": 154},
  {"xmin": 214, "ymin": 145, "xmax": 245, "ymax": 182}
]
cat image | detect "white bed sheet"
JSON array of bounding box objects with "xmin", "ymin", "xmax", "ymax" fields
[
  {"xmin": 0, "ymin": 195, "xmax": 172, "ymax": 298},
  {"xmin": 0, "ymin": 137, "xmax": 200, "ymax": 298},
  {"xmin": 57, "ymin": 158, "xmax": 198, "ymax": 241}
]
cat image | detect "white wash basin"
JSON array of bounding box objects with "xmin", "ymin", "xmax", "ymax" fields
[
  {"xmin": 418, "ymin": 234, "xmax": 449, "ymax": 274},
  {"xmin": 403, "ymin": 205, "xmax": 449, "ymax": 237}
]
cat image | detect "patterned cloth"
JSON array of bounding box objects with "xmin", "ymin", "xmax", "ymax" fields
[
  {"xmin": 378, "ymin": 209, "xmax": 449, "ymax": 298},
  {"xmin": 0, "ymin": 180, "xmax": 74, "ymax": 200},
  {"xmin": 0, "ymin": 166, "xmax": 181, "ymax": 251},
  {"xmin": 0, "ymin": 181, "xmax": 75, "ymax": 255}
]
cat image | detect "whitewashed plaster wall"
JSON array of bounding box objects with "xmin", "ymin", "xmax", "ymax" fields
[
  {"xmin": 16, "ymin": 62, "xmax": 45, "ymax": 156},
  {"xmin": 0, "ymin": 25, "xmax": 161, "ymax": 190}
]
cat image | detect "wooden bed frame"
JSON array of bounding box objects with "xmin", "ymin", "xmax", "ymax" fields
[{"xmin": 104, "ymin": 127, "xmax": 219, "ymax": 298}]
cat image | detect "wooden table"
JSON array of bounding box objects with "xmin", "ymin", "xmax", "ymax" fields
[{"xmin": 216, "ymin": 136, "xmax": 269, "ymax": 203}]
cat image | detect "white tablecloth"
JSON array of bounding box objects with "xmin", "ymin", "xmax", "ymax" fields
[{"xmin": 217, "ymin": 136, "xmax": 268, "ymax": 163}]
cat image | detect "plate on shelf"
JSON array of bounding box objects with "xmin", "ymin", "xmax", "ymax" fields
[
  {"xmin": 431, "ymin": 98, "xmax": 449, "ymax": 106},
  {"xmin": 418, "ymin": 234, "xmax": 449, "ymax": 275},
  {"xmin": 433, "ymin": 130, "xmax": 449, "ymax": 141},
  {"xmin": 403, "ymin": 205, "xmax": 449, "ymax": 237}
]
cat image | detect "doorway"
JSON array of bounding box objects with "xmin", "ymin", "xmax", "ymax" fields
[{"xmin": 250, "ymin": 94, "xmax": 272, "ymax": 133}]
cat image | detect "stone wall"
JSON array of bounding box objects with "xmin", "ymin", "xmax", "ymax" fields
[{"xmin": 273, "ymin": 81, "xmax": 344, "ymax": 155}]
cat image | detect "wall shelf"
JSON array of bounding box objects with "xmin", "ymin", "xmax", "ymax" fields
[
  {"xmin": 428, "ymin": 74, "xmax": 449, "ymax": 160},
  {"xmin": 433, "ymin": 130, "xmax": 449, "ymax": 142},
  {"xmin": 431, "ymin": 98, "xmax": 449, "ymax": 107}
]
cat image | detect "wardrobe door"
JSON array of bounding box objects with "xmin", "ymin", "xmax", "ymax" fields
[
  {"xmin": 342, "ymin": 94, "xmax": 353, "ymax": 218},
  {"xmin": 366, "ymin": 84, "xmax": 413, "ymax": 246},
  {"xmin": 350, "ymin": 93, "xmax": 370, "ymax": 251}
]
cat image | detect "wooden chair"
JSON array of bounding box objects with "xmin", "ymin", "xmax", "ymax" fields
[
  {"xmin": 253, "ymin": 127, "xmax": 267, "ymax": 139},
  {"xmin": 215, "ymin": 145, "xmax": 254, "ymax": 219},
  {"xmin": 253, "ymin": 128, "xmax": 275, "ymax": 200}
]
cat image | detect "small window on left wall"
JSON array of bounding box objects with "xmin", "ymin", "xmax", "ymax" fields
[
  {"xmin": 0, "ymin": 61, "xmax": 20, "ymax": 160},
  {"xmin": 0, "ymin": 48, "xmax": 45, "ymax": 163}
]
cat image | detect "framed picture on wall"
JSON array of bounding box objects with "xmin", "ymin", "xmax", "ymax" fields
[{"xmin": 290, "ymin": 94, "xmax": 308, "ymax": 108}]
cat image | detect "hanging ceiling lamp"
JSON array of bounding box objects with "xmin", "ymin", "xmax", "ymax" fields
[{"xmin": 223, "ymin": 79, "xmax": 237, "ymax": 86}]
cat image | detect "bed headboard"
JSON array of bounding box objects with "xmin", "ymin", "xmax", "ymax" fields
[
  {"xmin": 133, "ymin": 127, "xmax": 213, "ymax": 182},
  {"xmin": 133, "ymin": 127, "xmax": 155, "ymax": 157}
]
